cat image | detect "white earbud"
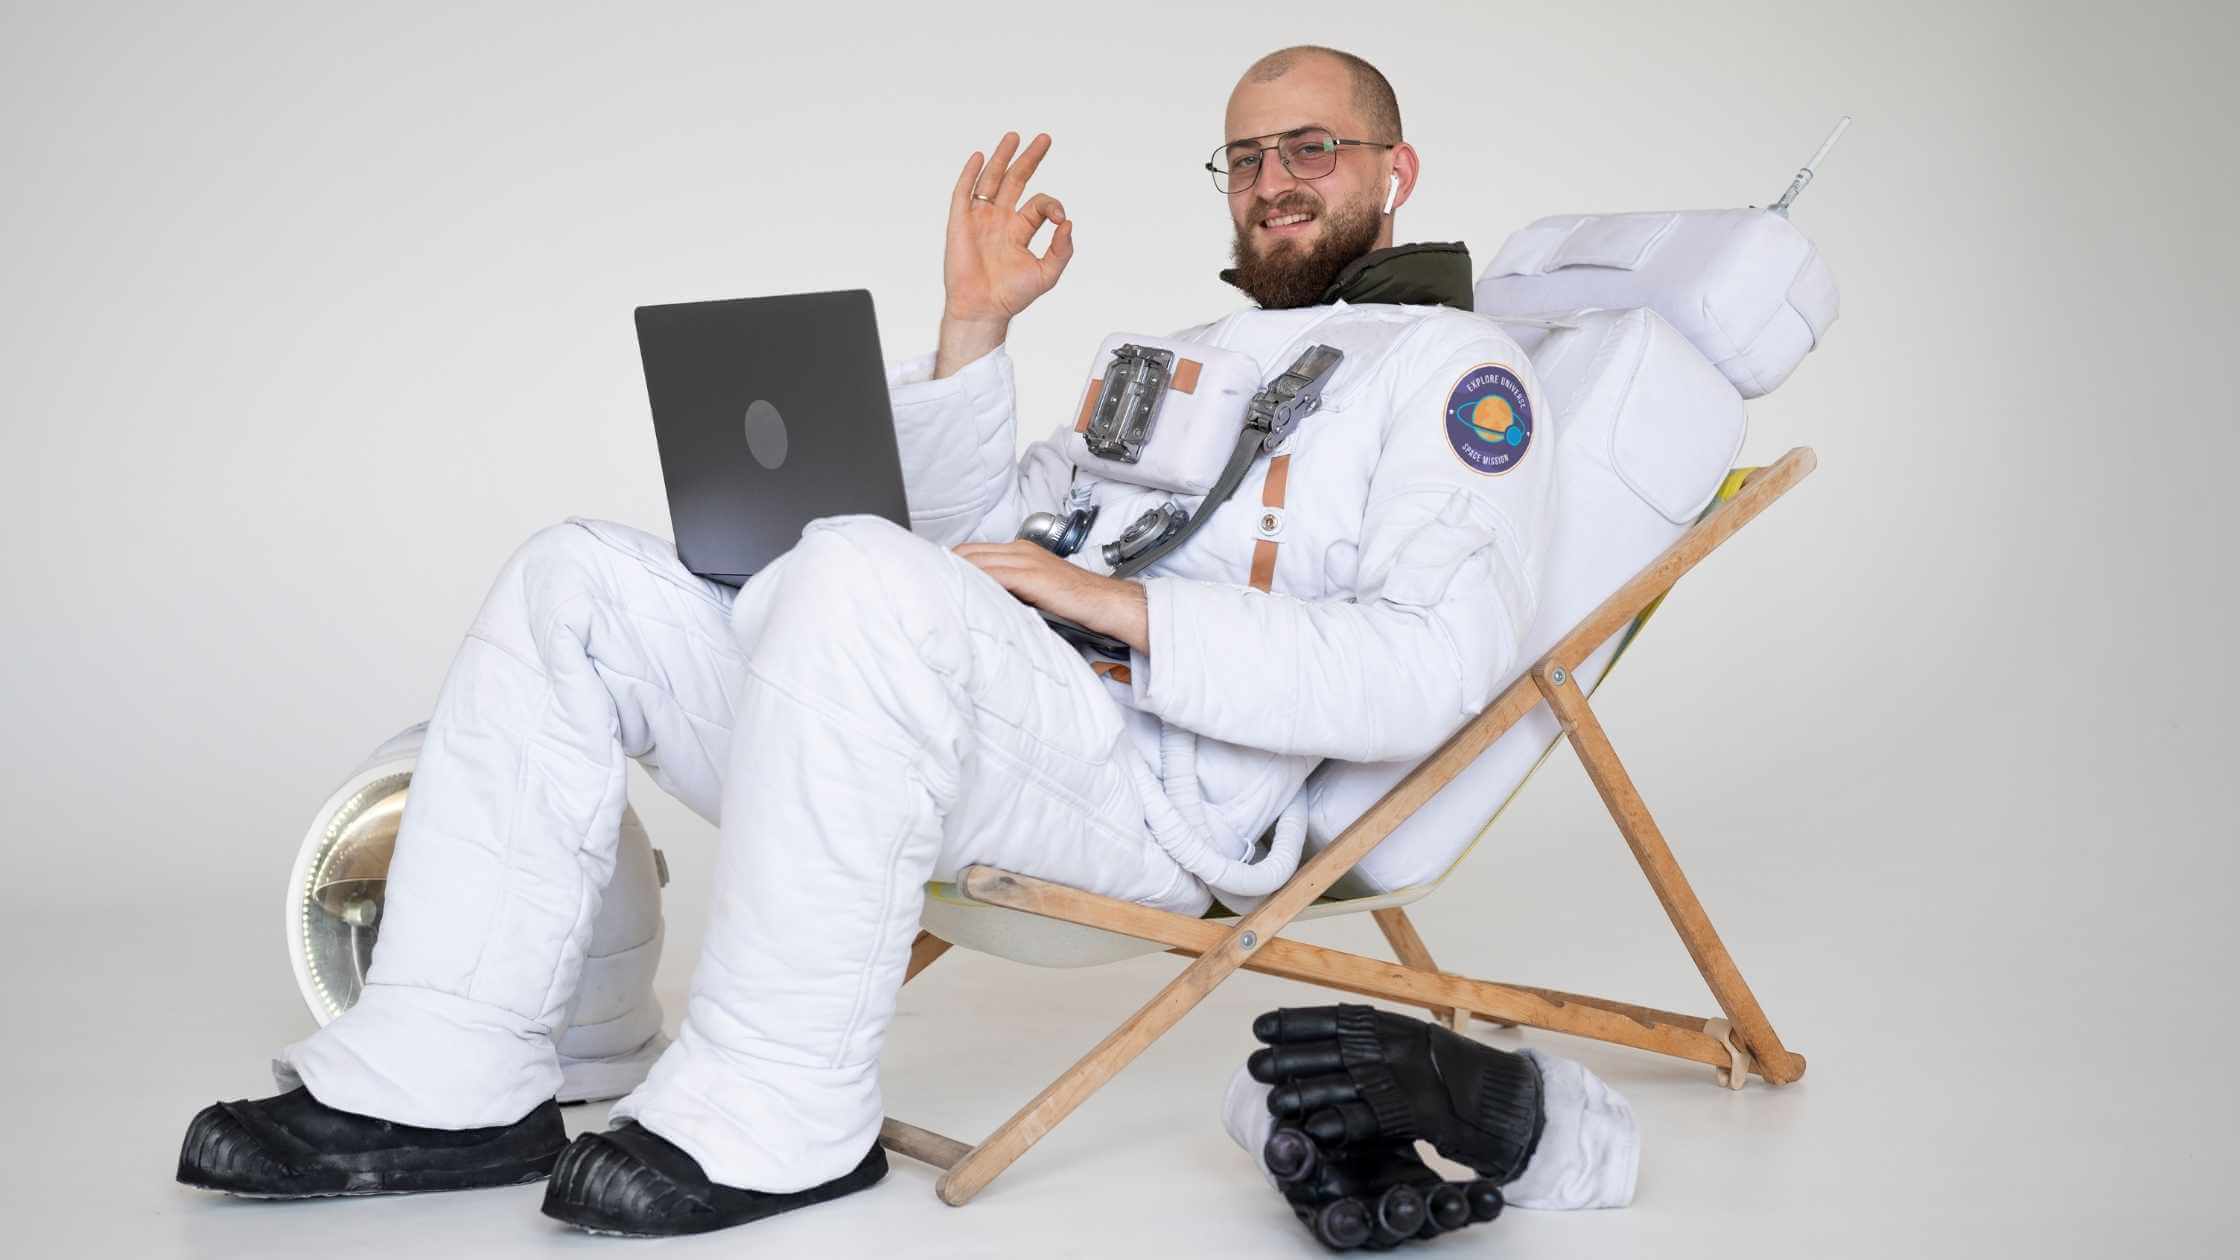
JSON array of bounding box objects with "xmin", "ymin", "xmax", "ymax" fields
[{"xmin": 1382, "ymin": 172, "xmax": 1400, "ymax": 215}]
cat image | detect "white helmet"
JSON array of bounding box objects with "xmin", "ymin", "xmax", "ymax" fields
[{"xmin": 284, "ymin": 723, "xmax": 669, "ymax": 1103}]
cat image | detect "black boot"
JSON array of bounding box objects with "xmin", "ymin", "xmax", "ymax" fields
[
  {"xmin": 540, "ymin": 1122, "xmax": 887, "ymax": 1237},
  {"xmin": 176, "ymin": 1086, "xmax": 567, "ymax": 1198}
]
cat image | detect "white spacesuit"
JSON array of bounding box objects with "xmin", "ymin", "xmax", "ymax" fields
[{"xmin": 278, "ymin": 296, "xmax": 1562, "ymax": 1195}]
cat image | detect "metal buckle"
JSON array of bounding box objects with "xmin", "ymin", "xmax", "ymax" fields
[
  {"xmin": 1083, "ymin": 344, "xmax": 1176, "ymax": 463},
  {"xmin": 1102, "ymin": 501, "xmax": 1190, "ymax": 568},
  {"xmin": 1246, "ymin": 344, "xmax": 1344, "ymax": 450}
]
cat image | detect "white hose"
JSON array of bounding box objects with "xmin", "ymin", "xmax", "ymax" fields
[
  {"xmin": 1125, "ymin": 722, "xmax": 1309, "ymax": 898},
  {"xmin": 1161, "ymin": 723, "xmax": 1219, "ymax": 842}
]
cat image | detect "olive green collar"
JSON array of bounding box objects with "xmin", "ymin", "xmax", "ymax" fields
[
  {"xmin": 1317, "ymin": 240, "xmax": 1474, "ymax": 309},
  {"xmin": 1218, "ymin": 238, "xmax": 1478, "ymax": 309},
  {"xmin": 1219, "ymin": 240, "xmax": 1475, "ymax": 312}
]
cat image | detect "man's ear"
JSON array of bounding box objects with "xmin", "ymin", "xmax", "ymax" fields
[{"xmin": 1386, "ymin": 141, "xmax": 1421, "ymax": 215}]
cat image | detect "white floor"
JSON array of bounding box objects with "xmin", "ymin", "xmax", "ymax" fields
[{"xmin": 13, "ymin": 696, "xmax": 2231, "ymax": 1260}]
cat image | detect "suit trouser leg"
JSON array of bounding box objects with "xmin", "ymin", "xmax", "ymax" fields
[
  {"xmin": 610, "ymin": 515, "xmax": 1207, "ymax": 1192},
  {"xmin": 282, "ymin": 516, "xmax": 748, "ymax": 1128},
  {"xmin": 283, "ymin": 514, "xmax": 1206, "ymax": 1193}
]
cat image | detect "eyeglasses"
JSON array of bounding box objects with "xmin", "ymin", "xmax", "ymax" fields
[{"xmin": 1205, "ymin": 125, "xmax": 1394, "ymax": 193}]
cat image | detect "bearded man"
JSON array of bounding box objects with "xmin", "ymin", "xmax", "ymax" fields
[{"xmin": 177, "ymin": 44, "xmax": 1634, "ymax": 1244}]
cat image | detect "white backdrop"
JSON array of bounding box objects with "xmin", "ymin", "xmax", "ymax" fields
[{"xmin": 3, "ymin": 1, "xmax": 2235, "ymax": 1255}]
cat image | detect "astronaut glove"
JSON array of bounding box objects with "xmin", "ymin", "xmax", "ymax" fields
[
  {"xmin": 1241, "ymin": 1003, "xmax": 1551, "ymax": 1250},
  {"xmin": 1251, "ymin": 1003, "xmax": 1546, "ymax": 1182}
]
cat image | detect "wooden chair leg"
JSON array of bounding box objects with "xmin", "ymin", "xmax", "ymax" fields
[
  {"xmin": 1371, "ymin": 908, "xmax": 1481, "ymax": 1032},
  {"xmin": 933, "ymin": 851, "xmax": 1386, "ymax": 1207},
  {"xmin": 933, "ymin": 929, "xmax": 1247, "ymax": 1205},
  {"xmin": 879, "ymin": 1116, "xmax": 970, "ymax": 1169},
  {"xmin": 1534, "ymin": 665, "xmax": 1806, "ymax": 1085},
  {"xmin": 904, "ymin": 930, "xmax": 952, "ymax": 984}
]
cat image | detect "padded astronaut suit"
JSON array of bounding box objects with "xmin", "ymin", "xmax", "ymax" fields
[{"xmin": 277, "ymin": 294, "xmax": 1559, "ymax": 1195}]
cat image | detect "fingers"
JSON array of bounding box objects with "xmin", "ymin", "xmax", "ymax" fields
[
  {"xmin": 1303, "ymin": 1101, "xmax": 1381, "ymax": 1145},
  {"xmin": 1013, "ymin": 191, "xmax": 1066, "ymax": 243},
  {"xmin": 1425, "ymin": 1181, "xmax": 1472, "ymax": 1232},
  {"xmin": 1248, "ymin": 1042, "xmax": 1344, "ymax": 1082},
  {"xmin": 1265, "ymin": 1071, "xmax": 1359, "ymax": 1119},
  {"xmin": 953, "ymin": 545, "xmax": 1010, "ymax": 581},
  {"xmin": 1249, "ymin": 1010, "xmax": 1509, "ymax": 1257},
  {"xmin": 949, "ymin": 148, "xmax": 987, "ymax": 223},
  {"xmin": 1296, "ymin": 1179, "xmax": 1500, "ymax": 1251},
  {"xmin": 1306, "ymin": 1198, "xmax": 1374, "ymax": 1250},
  {"xmin": 1013, "ymin": 193, "xmax": 1071, "ymax": 282},
  {"xmin": 956, "ymin": 553, "xmax": 1024, "ymax": 587},
  {"xmin": 1368, "ymin": 1182, "xmax": 1428, "ymax": 1244},
  {"xmin": 953, "ymin": 540, "xmax": 1039, "ymax": 563},
  {"xmin": 954, "ymin": 131, "xmax": 1072, "ymax": 298},
  {"xmin": 1326, "ymin": 1190, "xmax": 1425, "ymax": 1249},
  {"xmin": 1262, "ymin": 1125, "xmax": 1319, "ymax": 1184},
  {"xmin": 974, "ymin": 131, "xmax": 1021, "ymax": 204},
  {"xmin": 995, "ymin": 131, "xmax": 1051, "ymax": 210},
  {"xmin": 1290, "ymin": 1179, "xmax": 1426, "ymax": 1246},
  {"xmin": 1023, "ymin": 193, "xmax": 1073, "ymax": 283},
  {"xmin": 1466, "ymin": 1179, "xmax": 1505, "ymax": 1222},
  {"xmin": 1283, "ymin": 1143, "xmax": 1437, "ymax": 1202},
  {"xmin": 1253, "ymin": 1005, "xmax": 1358, "ymax": 1044},
  {"xmin": 954, "ymin": 542, "xmax": 1060, "ymax": 604}
]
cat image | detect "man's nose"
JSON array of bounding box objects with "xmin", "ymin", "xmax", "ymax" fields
[{"xmin": 1256, "ymin": 154, "xmax": 1304, "ymax": 202}]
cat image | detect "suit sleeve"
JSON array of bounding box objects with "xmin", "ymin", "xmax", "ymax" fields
[
  {"xmin": 1126, "ymin": 320, "xmax": 1556, "ymax": 763},
  {"xmin": 884, "ymin": 344, "xmax": 1070, "ymax": 547}
]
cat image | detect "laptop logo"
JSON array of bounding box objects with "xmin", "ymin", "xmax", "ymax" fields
[{"xmin": 743, "ymin": 399, "xmax": 789, "ymax": 470}]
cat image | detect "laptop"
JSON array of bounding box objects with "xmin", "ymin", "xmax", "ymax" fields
[{"xmin": 634, "ymin": 289, "xmax": 911, "ymax": 585}]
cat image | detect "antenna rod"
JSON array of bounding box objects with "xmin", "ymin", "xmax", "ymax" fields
[{"xmin": 1770, "ymin": 115, "xmax": 1851, "ymax": 216}]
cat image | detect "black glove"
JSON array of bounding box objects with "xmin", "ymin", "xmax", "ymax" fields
[
  {"xmin": 1263, "ymin": 1125, "xmax": 1503, "ymax": 1250},
  {"xmin": 1251, "ymin": 1004, "xmax": 1546, "ymax": 1183}
]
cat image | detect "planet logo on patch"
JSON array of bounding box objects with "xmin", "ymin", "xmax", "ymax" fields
[{"xmin": 1444, "ymin": 364, "xmax": 1533, "ymax": 475}]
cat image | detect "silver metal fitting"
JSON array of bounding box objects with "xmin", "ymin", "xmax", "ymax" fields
[
  {"xmin": 1245, "ymin": 344, "xmax": 1344, "ymax": 450},
  {"xmin": 1018, "ymin": 505, "xmax": 1099, "ymax": 557},
  {"xmin": 1084, "ymin": 344, "xmax": 1176, "ymax": 463},
  {"xmin": 1103, "ymin": 501, "xmax": 1188, "ymax": 567}
]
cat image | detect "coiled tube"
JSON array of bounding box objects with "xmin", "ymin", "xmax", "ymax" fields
[{"xmin": 1125, "ymin": 722, "xmax": 1308, "ymax": 898}]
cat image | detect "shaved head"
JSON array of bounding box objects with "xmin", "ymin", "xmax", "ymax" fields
[{"xmin": 1238, "ymin": 45, "xmax": 1402, "ymax": 143}]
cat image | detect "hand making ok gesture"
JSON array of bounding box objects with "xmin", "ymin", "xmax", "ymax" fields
[{"xmin": 943, "ymin": 131, "xmax": 1075, "ymax": 327}]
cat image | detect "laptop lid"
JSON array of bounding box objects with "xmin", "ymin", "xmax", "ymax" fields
[{"xmin": 634, "ymin": 289, "xmax": 910, "ymax": 584}]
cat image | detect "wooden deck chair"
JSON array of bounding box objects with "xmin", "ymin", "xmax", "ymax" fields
[{"xmin": 877, "ymin": 446, "xmax": 1819, "ymax": 1206}]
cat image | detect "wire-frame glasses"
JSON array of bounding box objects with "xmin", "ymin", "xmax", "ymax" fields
[{"xmin": 1206, "ymin": 125, "xmax": 1394, "ymax": 193}]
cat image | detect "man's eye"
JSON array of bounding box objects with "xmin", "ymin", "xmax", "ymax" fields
[
  {"xmin": 1291, "ymin": 141, "xmax": 1331, "ymax": 158},
  {"xmin": 1228, "ymin": 152, "xmax": 1261, "ymax": 172}
]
